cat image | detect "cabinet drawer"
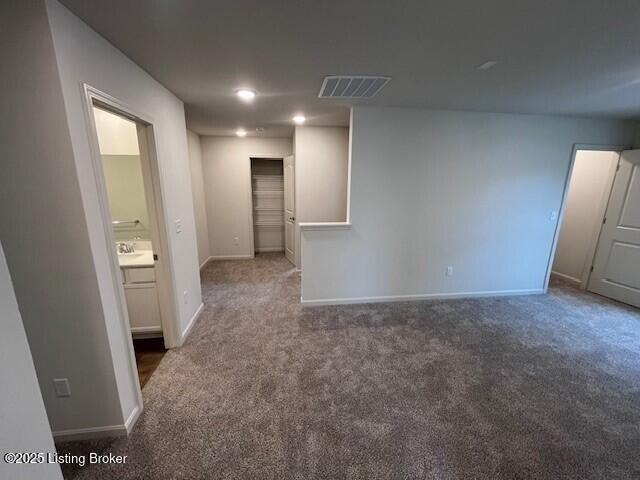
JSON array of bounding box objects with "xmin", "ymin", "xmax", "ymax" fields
[{"xmin": 124, "ymin": 267, "xmax": 155, "ymax": 284}]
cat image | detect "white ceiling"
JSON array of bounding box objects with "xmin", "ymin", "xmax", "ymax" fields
[{"xmin": 60, "ymin": 0, "xmax": 640, "ymax": 137}]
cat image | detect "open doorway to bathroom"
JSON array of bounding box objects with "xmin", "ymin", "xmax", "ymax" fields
[{"xmin": 87, "ymin": 89, "xmax": 177, "ymax": 388}]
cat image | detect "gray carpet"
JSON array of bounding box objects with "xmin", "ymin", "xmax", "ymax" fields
[{"xmin": 58, "ymin": 253, "xmax": 640, "ymax": 479}]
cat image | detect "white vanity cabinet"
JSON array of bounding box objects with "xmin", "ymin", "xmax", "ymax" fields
[{"xmin": 121, "ymin": 266, "xmax": 162, "ymax": 336}]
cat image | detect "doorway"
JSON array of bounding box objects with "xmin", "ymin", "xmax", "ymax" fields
[
  {"xmin": 85, "ymin": 87, "xmax": 178, "ymax": 390},
  {"xmin": 551, "ymin": 147, "xmax": 640, "ymax": 308},
  {"xmin": 250, "ymin": 158, "xmax": 285, "ymax": 254}
]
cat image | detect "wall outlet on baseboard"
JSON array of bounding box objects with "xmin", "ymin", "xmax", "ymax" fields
[
  {"xmin": 446, "ymin": 266, "xmax": 454, "ymax": 276},
  {"xmin": 53, "ymin": 378, "xmax": 71, "ymax": 397},
  {"xmin": 175, "ymin": 219, "xmax": 182, "ymax": 234}
]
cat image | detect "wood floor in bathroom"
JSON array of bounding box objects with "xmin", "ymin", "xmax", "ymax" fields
[{"xmin": 132, "ymin": 337, "xmax": 166, "ymax": 388}]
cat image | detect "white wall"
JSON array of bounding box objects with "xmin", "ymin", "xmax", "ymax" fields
[
  {"xmin": 552, "ymin": 150, "xmax": 619, "ymax": 282},
  {"xmin": 93, "ymin": 107, "xmax": 140, "ymax": 155},
  {"xmin": 294, "ymin": 126, "xmax": 349, "ymax": 267},
  {"xmin": 47, "ymin": 0, "xmax": 203, "ymax": 337},
  {"xmin": 200, "ymin": 136, "xmax": 293, "ymax": 258},
  {"xmin": 0, "ymin": 242, "xmax": 62, "ymax": 480},
  {"xmin": 0, "ymin": 0, "xmax": 202, "ymax": 437},
  {"xmin": 187, "ymin": 130, "xmax": 211, "ymax": 266},
  {"xmin": 301, "ymin": 106, "xmax": 637, "ymax": 304},
  {"xmin": 0, "ymin": 0, "xmax": 126, "ymax": 437}
]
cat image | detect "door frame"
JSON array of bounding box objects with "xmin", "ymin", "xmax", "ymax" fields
[
  {"xmin": 81, "ymin": 85, "xmax": 181, "ymax": 411},
  {"xmin": 247, "ymin": 155, "xmax": 285, "ymax": 257},
  {"xmin": 543, "ymin": 143, "xmax": 629, "ymax": 293}
]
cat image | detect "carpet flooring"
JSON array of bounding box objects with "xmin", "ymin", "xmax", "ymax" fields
[{"xmin": 58, "ymin": 253, "xmax": 640, "ymax": 479}]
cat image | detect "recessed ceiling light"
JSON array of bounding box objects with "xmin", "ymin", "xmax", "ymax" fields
[
  {"xmin": 477, "ymin": 61, "xmax": 497, "ymax": 70},
  {"xmin": 236, "ymin": 89, "xmax": 256, "ymax": 101},
  {"xmin": 293, "ymin": 115, "xmax": 306, "ymax": 125},
  {"xmin": 236, "ymin": 129, "xmax": 247, "ymax": 137}
]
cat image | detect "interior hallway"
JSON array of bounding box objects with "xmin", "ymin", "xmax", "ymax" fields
[{"xmin": 59, "ymin": 253, "xmax": 640, "ymax": 479}]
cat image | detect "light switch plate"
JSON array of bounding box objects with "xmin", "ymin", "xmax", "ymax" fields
[{"xmin": 53, "ymin": 378, "xmax": 71, "ymax": 397}]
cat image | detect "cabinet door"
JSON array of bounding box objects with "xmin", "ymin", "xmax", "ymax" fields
[
  {"xmin": 124, "ymin": 267, "xmax": 155, "ymax": 283},
  {"xmin": 124, "ymin": 284, "xmax": 162, "ymax": 333}
]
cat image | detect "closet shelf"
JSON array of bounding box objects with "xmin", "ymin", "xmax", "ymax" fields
[
  {"xmin": 253, "ymin": 191, "xmax": 283, "ymax": 196},
  {"xmin": 253, "ymin": 207, "xmax": 283, "ymax": 211},
  {"xmin": 255, "ymin": 221, "xmax": 284, "ymax": 226}
]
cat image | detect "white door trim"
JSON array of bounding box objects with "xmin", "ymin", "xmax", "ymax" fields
[
  {"xmin": 544, "ymin": 143, "xmax": 630, "ymax": 293},
  {"xmin": 80, "ymin": 84, "xmax": 181, "ymax": 427},
  {"xmin": 247, "ymin": 155, "xmax": 285, "ymax": 257}
]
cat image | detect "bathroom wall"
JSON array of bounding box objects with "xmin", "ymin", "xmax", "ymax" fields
[
  {"xmin": 102, "ymin": 155, "xmax": 151, "ymax": 241},
  {"xmin": 94, "ymin": 107, "xmax": 151, "ymax": 241}
]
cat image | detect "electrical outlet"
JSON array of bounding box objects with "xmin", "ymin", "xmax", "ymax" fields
[
  {"xmin": 446, "ymin": 266, "xmax": 454, "ymax": 276},
  {"xmin": 183, "ymin": 290, "xmax": 188, "ymax": 305},
  {"xmin": 175, "ymin": 219, "xmax": 182, "ymax": 234},
  {"xmin": 53, "ymin": 378, "xmax": 71, "ymax": 397},
  {"xmin": 233, "ymin": 236, "xmax": 239, "ymax": 246},
  {"xmin": 550, "ymin": 211, "xmax": 558, "ymax": 221}
]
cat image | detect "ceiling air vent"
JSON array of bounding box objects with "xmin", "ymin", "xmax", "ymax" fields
[{"xmin": 318, "ymin": 75, "xmax": 391, "ymax": 98}]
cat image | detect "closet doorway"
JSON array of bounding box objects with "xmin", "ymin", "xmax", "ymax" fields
[{"xmin": 249, "ymin": 157, "xmax": 286, "ymax": 255}]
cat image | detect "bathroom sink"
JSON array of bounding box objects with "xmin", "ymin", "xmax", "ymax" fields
[{"xmin": 117, "ymin": 250, "xmax": 154, "ymax": 267}]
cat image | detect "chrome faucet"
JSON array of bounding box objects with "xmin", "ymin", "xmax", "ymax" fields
[{"xmin": 117, "ymin": 242, "xmax": 135, "ymax": 254}]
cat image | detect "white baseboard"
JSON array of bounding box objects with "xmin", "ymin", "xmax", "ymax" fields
[
  {"xmin": 181, "ymin": 302, "xmax": 204, "ymax": 343},
  {"xmin": 199, "ymin": 256, "xmax": 212, "ymax": 269},
  {"xmin": 125, "ymin": 404, "xmax": 142, "ymax": 434},
  {"xmin": 551, "ymin": 270, "xmax": 581, "ymax": 284},
  {"xmin": 301, "ymin": 288, "xmax": 544, "ymax": 307},
  {"xmin": 209, "ymin": 255, "xmax": 253, "ymax": 260},
  {"xmin": 53, "ymin": 404, "xmax": 141, "ymax": 442},
  {"xmin": 255, "ymin": 247, "xmax": 285, "ymax": 253}
]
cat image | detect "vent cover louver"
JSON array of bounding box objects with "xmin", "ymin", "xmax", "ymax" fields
[{"xmin": 318, "ymin": 76, "xmax": 391, "ymax": 98}]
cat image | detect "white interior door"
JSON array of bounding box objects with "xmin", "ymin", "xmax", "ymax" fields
[
  {"xmin": 283, "ymin": 155, "xmax": 295, "ymax": 265},
  {"xmin": 587, "ymin": 150, "xmax": 640, "ymax": 308}
]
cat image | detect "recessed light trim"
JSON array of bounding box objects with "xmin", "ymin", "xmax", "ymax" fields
[
  {"xmin": 293, "ymin": 115, "xmax": 306, "ymax": 125},
  {"xmin": 477, "ymin": 61, "xmax": 497, "ymax": 70},
  {"xmin": 236, "ymin": 89, "xmax": 256, "ymax": 101},
  {"xmin": 236, "ymin": 129, "xmax": 247, "ymax": 137}
]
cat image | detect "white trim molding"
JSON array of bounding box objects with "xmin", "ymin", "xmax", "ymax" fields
[
  {"xmin": 551, "ymin": 271, "xmax": 582, "ymax": 285},
  {"xmin": 199, "ymin": 257, "xmax": 211, "ymax": 270},
  {"xmin": 299, "ymin": 222, "xmax": 352, "ymax": 231},
  {"xmin": 53, "ymin": 405, "xmax": 141, "ymax": 442},
  {"xmin": 301, "ymin": 288, "xmax": 544, "ymax": 307},
  {"xmin": 181, "ymin": 302, "xmax": 204, "ymax": 344},
  {"xmin": 209, "ymin": 254, "xmax": 254, "ymax": 260}
]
